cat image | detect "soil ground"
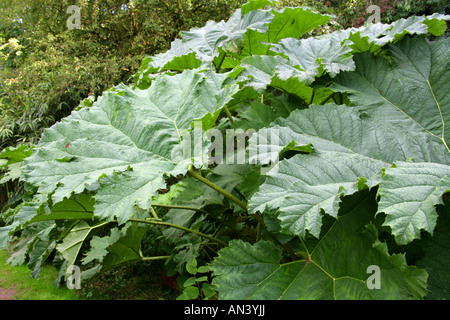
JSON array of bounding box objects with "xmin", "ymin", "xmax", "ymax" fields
[
  {"xmin": 0, "ymin": 268, "xmax": 21, "ymax": 300},
  {"xmin": 0, "ymin": 286, "xmax": 19, "ymax": 300}
]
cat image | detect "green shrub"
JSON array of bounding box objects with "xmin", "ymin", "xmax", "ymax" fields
[
  {"xmin": 0, "ymin": 0, "xmax": 246, "ymax": 149},
  {"xmin": 1, "ymin": 0, "xmax": 448, "ymax": 300}
]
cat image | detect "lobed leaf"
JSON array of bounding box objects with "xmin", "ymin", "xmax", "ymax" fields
[
  {"xmin": 416, "ymin": 199, "xmax": 450, "ymax": 299},
  {"xmin": 332, "ymin": 36, "xmax": 450, "ymax": 152},
  {"xmin": 249, "ymin": 36, "xmax": 450, "ymax": 243},
  {"xmin": 22, "ymin": 69, "xmax": 238, "ymax": 224},
  {"xmin": 212, "ymin": 191, "xmax": 428, "ymax": 300},
  {"xmin": 377, "ymin": 162, "xmax": 450, "ymax": 245},
  {"xmin": 135, "ymin": 5, "xmax": 332, "ymax": 87}
]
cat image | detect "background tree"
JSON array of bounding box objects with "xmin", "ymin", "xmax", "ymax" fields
[
  {"xmin": 0, "ymin": 0, "xmax": 245, "ymax": 211},
  {"xmin": 0, "ymin": 0, "xmax": 246, "ymax": 150}
]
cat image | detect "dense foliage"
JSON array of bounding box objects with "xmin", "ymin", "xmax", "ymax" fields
[
  {"xmin": 278, "ymin": 0, "xmax": 450, "ymax": 28},
  {"xmin": 0, "ymin": 0, "xmax": 245, "ymax": 149},
  {"xmin": 1, "ymin": 0, "xmax": 449, "ymax": 300}
]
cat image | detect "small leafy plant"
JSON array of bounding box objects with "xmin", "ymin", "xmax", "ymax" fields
[
  {"xmin": 177, "ymin": 258, "xmax": 217, "ymax": 300},
  {"xmin": 1, "ymin": 0, "xmax": 449, "ymax": 300}
]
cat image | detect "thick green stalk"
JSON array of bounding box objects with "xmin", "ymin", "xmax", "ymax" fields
[
  {"xmin": 152, "ymin": 203, "xmax": 210, "ymax": 215},
  {"xmin": 149, "ymin": 206, "xmax": 159, "ymax": 219},
  {"xmin": 138, "ymin": 248, "xmax": 169, "ymax": 262},
  {"xmin": 152, "ymin": 203, "xmax": 237, "ymax": 231},
  {"xmin": 187, "ymin": 165, "xmax": 247, "ymax": 211},
  {"xmin": 127, "ymin": 218, "xmax": 228, "ymax": 247},
  {"xmin": 215, "ymin": 52, "xmax": 227, "ymax": 73},
  {"xmin": 223, "ymin": 105, "xmax": 235, "ymax": 124},
  {"xmin": 140, "ymin": 255, "xmax": 170, "ymax": 262}
]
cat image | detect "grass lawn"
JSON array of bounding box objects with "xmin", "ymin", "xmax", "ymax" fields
[
  {"xmin": 0, "ymin": 249, "xmax": 179, "ymax": 300},
  {"xmin": 0, "ymin": 250, "xmax": 81, "ymax": 300}
]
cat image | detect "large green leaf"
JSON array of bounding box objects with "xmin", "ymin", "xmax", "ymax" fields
[
  {"xmin": 1, "ymin": 194, "xmax": 94, "ymax": 246},
  {"xmin": 22, "ymin": 70, "xmax": 238, "ymax": 224},
  {"xmin": 33, "ymin": 194, "xmax": 95, "ymax": 222},
  {"xmin": 134, "ymin": 8, "xmax": 274, "ymax": 88},
  {"xmin": 134, "ymin": 4, "xmax": 331, "ymax": 88},
  {"xmin": 239, "ymin": 6, "xmax": 331, "ymax": 58},
  {"xmin": 250, "ymin": 103, "xmax": 449, "ymax": 166},
  {"xmin": 377, "ymin": 162, "xmax": 450, "ymax": 245},
  {"xmin": 237, "ymin": 14, "xmax": 449, "ymax": 100},
  {"xmin": 332, "ymin": 36, "xmax": 450, "ymax": 151},
  {"xmin": 56, "ymin": 220, "xmax": 108, "ymax": 276},
  {"xmin": 324, "ymin": 14, "xmax": 449, "ymax": 54},
  {"xmin": 241, "ymin": 0, "xmax": 274, "ymax": 14},
  {"xmin": 27, "ymin": 230, "xmax": 56, "ymax": 279},
  {"xmin": 183, "ymin": 8, "xmax": 273, "ymax": 61},
  {"xmin": 232, "ymin": 93, "xmax": 306, "ymax": 131},
  {"xmin": 135, "ymin": 43, "xmax": 201, "ymax": 89},
  {"xmin": 211, "ymin": 190, "xmax": 428, "ymax": 300},
  {"xmin": 238, "ymin": 55, "xmax": 318, "ymax": 101},
  {"xmin": 94, "ymin": 169, "xmax": 165, "ymax": 224},
  {"xmin": 0, "ymin": 145, "xmax": 33, "ymax": 183},
  {"xmin": 269, "ymin": 36, "xmax": 355, "ymax": 78},
  {"xmin": 249, "ymin": 36, "xmax": 450, "ymax": 242},
  {"xmin": 3, "ymin": 2, "xmax": 450, "ymax": 299},
  {"xmin": 0, "ymin": 145, "xmax": 33, "ymax": 167},
  {"xmin": 416, "ymin": 198, "xmax": 450, "ymax": 299},
  {"xmin": 248, "ymin": 102, "xmax": 450, "ymax": 238},
  {"xmin": 82, "ymin": 221, "xmax": 150, "ymax": 274},
  {"xmin": 155, "ymin": 163, "xmax": 255, "ymax": 229},
  {"xmin": 250, "ymin": 151, "xmax": 384, "ymax": 238}
]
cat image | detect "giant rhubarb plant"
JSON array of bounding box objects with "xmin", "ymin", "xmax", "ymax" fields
[{"xmin": 1, "ymin": 0, "xmax": 449, "ymax": 300}]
